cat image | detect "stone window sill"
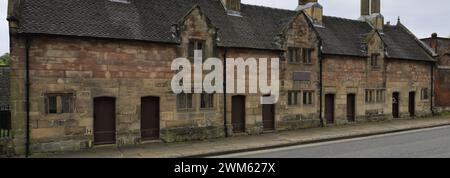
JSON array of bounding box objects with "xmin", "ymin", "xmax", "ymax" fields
[
  {"xmin": 177, "ymin": 108, "xmax": 195, "ymax": 113},
  {"xmin": 365, "ymin": 102, "xmax": 385, "ymax": 105},
  {"xmin": 287, "ymin": 105, "xmax": 301, "ymax": 108},
  {"xmin": 199, "ymin": 108, "xmax": 215, "ymax": 111}
]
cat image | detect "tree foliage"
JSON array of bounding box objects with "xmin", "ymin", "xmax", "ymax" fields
[{"xmin": 0, "ymin": 53, "xmax": 10, "ymax": 66}]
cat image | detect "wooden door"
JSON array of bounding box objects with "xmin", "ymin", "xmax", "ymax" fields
[
  {"xmin": 409, "ymin": 92, "xmax": 415, "ymax": 117},
  {"xmin": 94, "ymin": 97, "xmax": 116, "ymax": 145},
  {"xmin": 232, "ymin": 96, "xmax": 246, "ymax": 133},
  {"xmin": 262, "ymin": 104, "xmax": 275, "ymax": 130},
  {"xmin": 325, "ymin": 94, "xmax": 335, "ymax": 124},
  {"xmin": 347, "ymin": 94, "xmax": 356, "ymax": 122},
  {"xmin": 392, "ymin": 92, "xmax": 400, "ymax": 118},
  {"xmin": 141, "ymin": 96, "xmax": 160, "ymax": 141}
]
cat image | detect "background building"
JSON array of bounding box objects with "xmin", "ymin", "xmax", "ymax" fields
[{"xmin": 422, "ymin": 34, "xmax": 450, "ymax": 112}]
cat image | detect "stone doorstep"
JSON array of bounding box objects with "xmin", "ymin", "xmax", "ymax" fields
[{"xmin": 31, "ymin": 117, "xmax": 450, "ymax": 158}]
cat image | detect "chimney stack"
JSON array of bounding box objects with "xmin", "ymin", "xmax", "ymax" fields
[
  {"xmin": 360, "ymin": 0, "xmax": 384, "ymax": 31},
  {"xmin": 7, "ymin": 0, "xmax": 21, "ymax": 33},
  {"xmin": 431, "ymin": 33, "xmax": 438, "ymax": 38},
  {"xmin": 371, "ymin": 0, "xmax": 380, "ymax": 14},
  {"xmin": 299, "ymin": 0, "xmax": 317, "ymax": 5},
  {"xmin": 297, "ymin": 0, "xmax": 323, "ymax": 25},
  {"xmin": 221, "ymin": 0, "xmax": 241, "ymax": 13},
  {"xmin": 361, "ymin": 0, "xmax": 380, "ymax": 16},
  {"xmin": 7, "ymin": 0, "xmax": 21, "ymax": 20},
  {"xmin": 428, "ymin": 33, "xmax": 439, "ymax": 53}
]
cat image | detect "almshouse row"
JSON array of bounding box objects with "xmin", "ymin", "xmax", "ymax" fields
[{"xmin": 6, "ymin": 0, "xmax": 436, "ymax": 155}]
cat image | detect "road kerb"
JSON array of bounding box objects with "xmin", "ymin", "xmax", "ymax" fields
[{"xmin": 186, "ymin": 122, "xmax": 450, "ymax": 158}]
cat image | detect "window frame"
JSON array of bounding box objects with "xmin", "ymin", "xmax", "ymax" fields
[
  {"xmin": 288, "ymin": 47, "xmax": 300, "ymax": 63},
  {"xmin": 188, "ymin": 40, "xmax": 205, "ymax": 60},
  {"xmin": 45, "ymin": 93, "xmax": 75, "ymax": 114},
  {"xmin": 370, "ymin": 53, "xmax": 380, "ymax": 68},
  {"xmin": 288, "ymin": 91, "xmax": 300, "ymax": 106},
  {"xmin": 176, "ymin": 92, "xmax": 193, "ymax": 110},
  {"xmin": 200, "ymin": 93, "xmax": 215, "ymax": 109},
  {"xmin": 365, "ymin": 89, "xmax": 385, "ymax": 103},
  {"xmin": 61, "ymin": 95, "xmax": 73, "ymax": 113},
  {"xmin": 302, "ymin": 48, "xmax": 313, "ymax": 64},
  {"xmin": 421, "ymin": 88, "xmax": 429, "ymax": 100},
  {"xmin": 47, "ymin": 95, "xmax": 58, "ymax": 114},
  {"xmin": 303, "ymin": 91, "xmax": 314, "ymax": 106}
]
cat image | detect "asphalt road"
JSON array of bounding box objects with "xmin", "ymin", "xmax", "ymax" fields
[{"xmin": 216, "ymin": 125, "xmax": 450, "ymax": 158}]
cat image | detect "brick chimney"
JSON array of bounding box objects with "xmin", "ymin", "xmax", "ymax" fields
[
  {"xmin": 428, "ymin": 33, "xmax": 439, "ymax": 53},
  {"xmin": 297, "ymin": 0, "xmax": 323, "ymax": 25},
  {"xmin": 360, "ymin": 0, "xmax": 384, "ymax": 31},
  {"xmin": 221, "ymin": 0, "xmax": 241, "ymax": 15}
]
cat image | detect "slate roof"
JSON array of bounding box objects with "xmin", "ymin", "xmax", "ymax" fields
[
  {"xmin": 17, "ymin": 0, "xmax": 296, "ymax": 50},
  {"xmin": 0, "ymin": 67, "xmax": 10, "ymax": 110},
  {"xmin": 13, "ymin": 0, "xmax": 435, "ymax": 61},
  {"xmin": 316, "ymin": 16, "xmax": 373, "ymax": 57},
  {"xmin": 382, "ymin": 25, "xmax": 436, "ymax": 61}
]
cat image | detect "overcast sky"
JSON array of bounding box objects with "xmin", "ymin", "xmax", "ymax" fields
[{"xmin": 0, "ymin": 0, "xmax": 449, "ymax": 55}]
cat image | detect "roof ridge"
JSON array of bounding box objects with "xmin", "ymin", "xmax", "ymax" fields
[
  {"xmin": 421, "ymin": 37, "xmax": 450, "ymax": 41},
  {"xmin": 240, "ymin": 3, "xmax": 296, "ymax": 12},
  {"xmin": 323, "ymin": 15, "xmax": 367, "ymax": 23}
]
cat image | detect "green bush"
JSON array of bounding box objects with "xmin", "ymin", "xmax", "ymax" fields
[
  {"xmin": 0, "ymin": 129, "xmax": 12, "ymax": 139},
  {"xmin": 441, "ymin": 111, "xmax": 450, "ymax": 117},
  {"xmin": 0, "ymin": 53, "xmax": 10, "ymax": 66}
]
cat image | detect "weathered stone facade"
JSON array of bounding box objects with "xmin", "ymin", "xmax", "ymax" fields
[
  {"xmin": 322, "ymin": 31, "xmax": 433, "ymax": 124},
  {"xmin": 8, "ymin": 0, "xmax": 436, "ymax": 155},
  {"xmin": 8, "ymin": 5, "xmax": 322, "ymax": 154},
  {"xmin": 278, "ymin": 13, "xmax": 321, "ymax": 130},
  {"xmin": 386, "ymin": 59, "xmax": 433, "ymax": 118}
]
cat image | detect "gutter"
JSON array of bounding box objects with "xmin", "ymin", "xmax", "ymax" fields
[{"xmin": 25, "ymin": 36, "xmax": 31, "ymax": 157}]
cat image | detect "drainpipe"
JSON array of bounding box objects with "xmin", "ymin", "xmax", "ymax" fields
[
  {"xmin": 223, "ymin": 48, "xmax": 228, "ymax": 137},
  {"xmin": 318, "ymin": 41, "xmax": 324, "ymax": 127},
  {"xmin": 431, "ymin": 62, "xmax": 434, "ymax": 115},
  {"xmin": 25, "ymin": 36, "xmax": 31, "ymax": 157}
]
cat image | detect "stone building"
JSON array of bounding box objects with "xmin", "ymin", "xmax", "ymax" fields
[
  {"xmin": 422, "ymin": 34, "xmax": 450, "ymax": 112},
  {"xmin": 312, "ymin": 0, "xmax": 436, "ymax": 124},
  {"xmin": 7, "ymin": 0, "xmax": 435, "ymax": 155}
]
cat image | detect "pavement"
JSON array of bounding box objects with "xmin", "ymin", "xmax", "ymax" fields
[
  {"xmin": 216, "ymin": 125, "xmax": 450, "ymax": 158},
  {"xmin": 34, "ymin": 116, "xmax": 450, "ymax": 158}
]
